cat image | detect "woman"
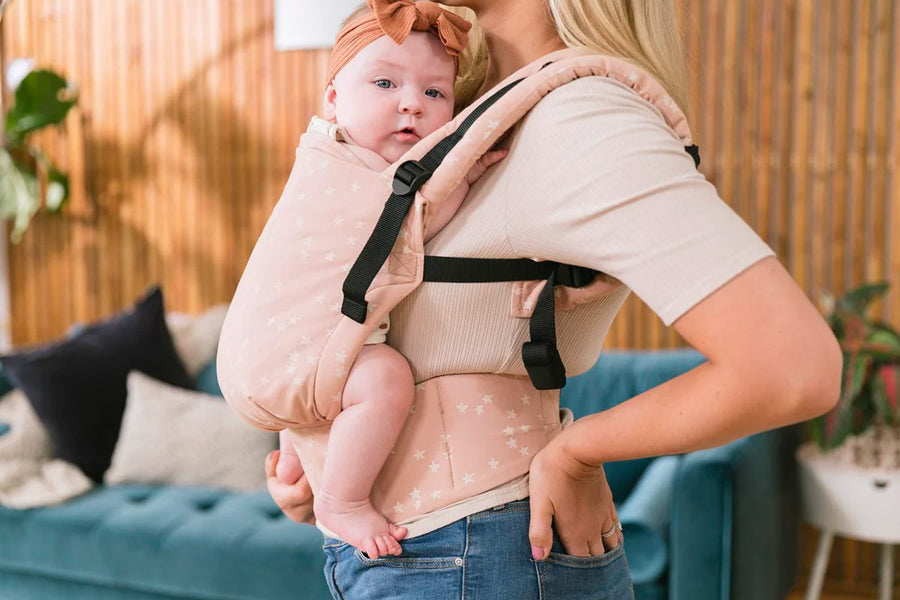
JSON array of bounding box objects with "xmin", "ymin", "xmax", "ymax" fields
[{"xmin": 266, "ymin": 0, "xmax": 842, "ymax": 596}]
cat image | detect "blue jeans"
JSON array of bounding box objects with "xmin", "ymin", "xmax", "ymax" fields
[{"xmin": 322, "ymin": 499, "xmax": 633, "ymax": 599}]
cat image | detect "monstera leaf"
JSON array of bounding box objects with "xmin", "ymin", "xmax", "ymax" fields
[
  {"xmin": 4, "ymin": 69, "xmax": 76, "ymax": 142},
  {"xmin": 0, "ymin": 67, "xmax": 76, "ymax": 241},
  {"xmin": 0, "ymin": 147, "xmax": 39, "ymax": 242}
]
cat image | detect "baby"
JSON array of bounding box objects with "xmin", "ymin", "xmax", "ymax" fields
[{"xmin": 274, "ymin": 0, "xmax": 501, "ymax": 560}]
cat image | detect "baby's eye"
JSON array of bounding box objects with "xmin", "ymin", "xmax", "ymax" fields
[
  {"xmin": 424, "ymin": 88, "xmax": 444, "ymax": 99},
  {"xmin": 374, "ymin": 79, "xmax": 394, "ymax": 89}
]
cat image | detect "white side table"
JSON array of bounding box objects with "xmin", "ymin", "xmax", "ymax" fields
[{"xmin": 797, "ymin": 443, "xmax": 900, "ymax": 600}]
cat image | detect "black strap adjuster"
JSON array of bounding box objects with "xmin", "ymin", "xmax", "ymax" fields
[
  {"xmin": 392, "ymin": 160, "xmax": 433, "ymax": 196},
  {"xmin": 522, "ymin": 341, "xmax": 567, "ymax": 390},
  {"xmin": 553, "ymin": 264, "xmax": 596, "ymax": 288}
]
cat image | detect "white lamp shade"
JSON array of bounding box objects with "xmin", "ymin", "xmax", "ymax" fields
[{"xmin": 274, "ymin": 0, "xmax": 363, "ymax": 50}]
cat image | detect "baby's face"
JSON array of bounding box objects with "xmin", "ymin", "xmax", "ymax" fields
[{"xmin": 325, "ymin": 31, "xmax": 456, "ymax": 163}]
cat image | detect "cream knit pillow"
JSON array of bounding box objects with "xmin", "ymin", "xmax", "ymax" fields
[{"xmin": 105, "ymin": 371, "xmax": 275, "ymax": 491}]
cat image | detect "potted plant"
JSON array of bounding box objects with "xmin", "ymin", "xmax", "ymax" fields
[
  {"xmin": 796, "ymin": 281, "xmax": 900, "ymax": 543},
  {"xmin": 0, "ymin": 60, "xmax": 77, "ymax": 242}
]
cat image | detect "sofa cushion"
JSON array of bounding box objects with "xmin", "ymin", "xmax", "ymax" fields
[
  {"xmin": 105, "ymin": 372, "xmax": 274, "ymax": 491},
  {"xmin": 618, "ymin": 455, "xmax": 679, "ymax": 585},
  {"xmin": 165, "ymin": 304, "xmax": 229, "ymax": 378},
  {"xmin": 0, "ymin": 485, "xmax": 332, "ymax": 600},
  {"xmin": 0, "ymin": 287, "xmax": 195, "ymax": 482},
  {"xmin": 196, "ymin": 358, "xmax": 222, "ymax": 397}
]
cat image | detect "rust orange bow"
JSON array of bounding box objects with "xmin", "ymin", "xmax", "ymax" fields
[
  {"xmin": 327, "ymin": 0, "xmax": 471, "ymax": 84},
  {"xmin": 368, "ymin": 0, "xmax": 470, "ymax": 56}
]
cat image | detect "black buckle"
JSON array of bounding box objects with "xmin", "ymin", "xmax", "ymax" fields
[
  {"xmin": 392, "ymin": 160, "xmax": 433, "ymax": 196},
  {"xmin": 522, "ymin": 341, "xmax": 567, "ymax": 390},
  {"xmin": 341, "ymin": 297, "xmax": 368, "ymax": 324},
  {"xmin": 553, "ymin": 264, "xmax": 596, "ymax": 288}
]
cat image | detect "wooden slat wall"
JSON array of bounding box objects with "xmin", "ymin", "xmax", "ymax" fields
[
  {"xmin": 1, "ymin": 0, "xmax": 898, "ymax": 349},
  {"xmin": 1, "ymin": 0, "xmax": 899, "ymax": 593}
]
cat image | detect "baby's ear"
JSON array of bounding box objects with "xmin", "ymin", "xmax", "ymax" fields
[{"xmin": 322, "ymin": 83, "xmax": 338, "ymax": 122}]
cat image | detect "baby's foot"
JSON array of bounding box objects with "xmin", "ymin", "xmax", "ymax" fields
[{"xmin": 314, "ymin": 492, "xmax": 408, "ymax": 559}]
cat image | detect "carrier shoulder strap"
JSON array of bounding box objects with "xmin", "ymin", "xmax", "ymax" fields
[{"xmin": 342, "ymin": 51, "xmax": 699, "ymax": 390}]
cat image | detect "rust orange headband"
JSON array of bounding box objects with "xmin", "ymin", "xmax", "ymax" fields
[{"xmin": 326, "ymin": 0, "xmax": 471, "ymax": 85}]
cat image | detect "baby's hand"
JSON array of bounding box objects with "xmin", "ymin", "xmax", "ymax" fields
[
  {"xmin": 464, "ymin": 149, "xmax": 508, "ymax": 186},
  {"xmin": 424, "ymin": 149, "xmax": 508, "ymax": 241}
]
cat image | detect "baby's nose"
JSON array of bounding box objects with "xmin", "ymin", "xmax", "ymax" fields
[{"xmin": 399, "ymin": 93, "xmax": 423, "ymax": 115}]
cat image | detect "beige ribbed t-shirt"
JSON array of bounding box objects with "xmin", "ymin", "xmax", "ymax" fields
[{"xmin": 373, "ymin": 74, "xmax": 774, "ymax": 537}]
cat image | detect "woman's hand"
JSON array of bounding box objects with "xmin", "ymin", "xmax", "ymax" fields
[
  {"xmin": 528, "ymin": 435, "xmax": 621, "ymax": 560},
  {"xmin": 266, "ymin": 432, "xmax": 316, "ymax": 526}
]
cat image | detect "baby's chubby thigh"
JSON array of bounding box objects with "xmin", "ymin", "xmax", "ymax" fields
[{"xmin": 341, "ymin": 343, "xmax": 415, "ymax": 412}]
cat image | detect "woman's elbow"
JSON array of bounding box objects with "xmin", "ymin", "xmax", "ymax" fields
[{"xmin": 782, "ymin": 329, "xmax": 843, "ymax": 422}]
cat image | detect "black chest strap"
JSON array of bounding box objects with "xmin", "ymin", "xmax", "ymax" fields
[{"xmin": 423, "ymin": 256, "xmax": 597, "ymax": 389}]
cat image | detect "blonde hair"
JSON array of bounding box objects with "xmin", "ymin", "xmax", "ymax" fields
[
  {"xmin": 333, "ymin": 3, "xmax": 489, "ymax": 113},
  {"xmin": 438, "ymin": 4, "xmax": 488, "ymax": 112},
  {"xmin": 545, "ymin": 0, "xmax": 691, "ymax": 120}
]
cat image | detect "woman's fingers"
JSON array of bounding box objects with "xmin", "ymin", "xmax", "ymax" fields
[
  {"xmin": 265, "ymin": 450, "xmax": 279, "ymax": 479},
  {"xmin": 275, "ymin": 447, "xmax": 304, "ymax": 484},
  {"xmin": 529, "ymin": 440, "xmax": 619, "ymax": 559},
  {"xmin": 265, "ymin": 450, "xmax": 317, "ymax": 525},
  {"xmin": 527, "ymin": 494, "xmax": 554, "ymax": 561}
]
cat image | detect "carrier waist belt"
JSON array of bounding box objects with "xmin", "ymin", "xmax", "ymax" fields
[{"xmin": 287, "ymin": 372, "xmax": 563, "ymax": 523}]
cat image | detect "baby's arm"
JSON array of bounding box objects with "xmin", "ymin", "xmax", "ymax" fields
[{"xmin": 424, "ymin": 149, "xmax": 507, "ymax": 242}]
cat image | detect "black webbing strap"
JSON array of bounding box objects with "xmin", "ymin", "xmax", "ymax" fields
[
  {"xmin": 423, "ymin": 256, "xmax": 597, "ymax": 287},
  {"xmin": 685, "ymin": 144, "xmax": 701, "ymax": 168},
  {"xmin": 341, "ymin": 77, "xmax": 524, "ymax": 323},
  {"xmin": 423, "ymin": 256, "xmax": 595, "ymax": 390},
  {"xmin": 522, "ymin": 270, "xmax": 567, "ymax": 390}
]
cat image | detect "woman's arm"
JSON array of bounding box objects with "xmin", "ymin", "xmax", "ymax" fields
[{"xmin": 528, "ymin": 256, "xmax": 841, "ymax": 558}]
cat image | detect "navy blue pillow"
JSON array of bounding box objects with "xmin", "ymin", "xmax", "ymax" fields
[
  {"xmin": 0, "ymin": 364, "xmax": 13, "ymax": 398},
  {"xmin": 0, "ymin": 286, "xmax": 194, "ymax": 482}
]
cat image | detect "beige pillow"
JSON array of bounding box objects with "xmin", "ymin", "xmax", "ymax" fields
[
  {"xmin": 105, "ymin": 371, "xmax": 275, "ymax": 491},
  {"xmin": 165, "ymin": 304, "xmax": 229, "ymax": 377}
]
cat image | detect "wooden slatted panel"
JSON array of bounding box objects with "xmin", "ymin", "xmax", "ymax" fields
[
  {"xmin": 2, "ymin": 0, "xmax": 897, "ymax": 350},
  {"xmin": 1, "ymin": 0, "xmax": 899, "ymax": 593}
]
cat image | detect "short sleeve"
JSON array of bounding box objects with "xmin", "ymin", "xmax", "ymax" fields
[{"xmin": 504, "ymin": 76, "xmax": 774, "ymax": 325}]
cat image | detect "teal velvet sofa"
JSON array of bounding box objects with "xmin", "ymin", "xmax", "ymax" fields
[{"xmin": 0, "ymin": 350, "xmax": 800, "ymax": 600}]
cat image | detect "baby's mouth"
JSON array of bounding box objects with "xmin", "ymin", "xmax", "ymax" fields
[{"xmin": 393, "ymin": 127, "xmax": 419, "ymax": 142}]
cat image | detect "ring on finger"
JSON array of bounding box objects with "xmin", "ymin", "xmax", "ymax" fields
[{"xmin": 601, "ymin": 521, "xmax": 623, "ymax": 539}]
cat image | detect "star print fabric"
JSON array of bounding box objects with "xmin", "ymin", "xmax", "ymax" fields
[{"xmin": 287, "ymin": 372, "xmax": 563, "ymax": 523}]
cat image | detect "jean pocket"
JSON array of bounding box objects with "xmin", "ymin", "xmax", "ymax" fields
[
  {"xmin": 538, "ymin": 544, "xmax": 633, "ymax": 599},
  {"xmin": 544, "ymin": 543, "xmax": 625, "ymax": 568},
  {"xmin": 328, "ymin": 545, "xmax": 463, "ymax": 600},
  {"xmin": 353, "ymin": 548, "xmax": 463, "ymax": 570}
]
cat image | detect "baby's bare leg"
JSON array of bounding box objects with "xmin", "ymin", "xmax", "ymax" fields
[{"xmin": 314, "ymin": 343, "xmax": 414, "ymax": 559}]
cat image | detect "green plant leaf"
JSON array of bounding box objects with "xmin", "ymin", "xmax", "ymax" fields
[
  {"xmin": 4, "ymin": 69, "xmax": 77, "ymax": 142},
  {"xmin": 815, "ymin": 352, "xmax": 872, "ymax": 449},
  {"xmin": 837, "ymin": 282, "xmax": 889, "ymax": 316},
  {"xmin": 872, "ymin": 364, "xmax": 900, "ymax": 425},
  {"xmin": 0, "ymin": 147, "xmax": 40, "ymax": 243}
]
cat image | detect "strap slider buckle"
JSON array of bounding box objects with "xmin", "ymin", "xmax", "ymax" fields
[
  {"xmin": 553, "ymin": 264, "xmax": 596, "ymax": 288},
  {"xmin": 392, "ymin": 160, "xmax": 432, "ymax": 196},
  {"xmin": 522, "ymin": 341, "xmax": 567, "ymax": 390}
]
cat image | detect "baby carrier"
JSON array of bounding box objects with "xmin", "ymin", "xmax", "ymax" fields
[{"xmin": 217, "ymin": 49, "xmax": 699, "ymax": 520}]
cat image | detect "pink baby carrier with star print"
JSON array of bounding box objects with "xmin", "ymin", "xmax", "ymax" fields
[{"xmin": 217, "ymin": 50, "xmax": 697, "ymax": 521}]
